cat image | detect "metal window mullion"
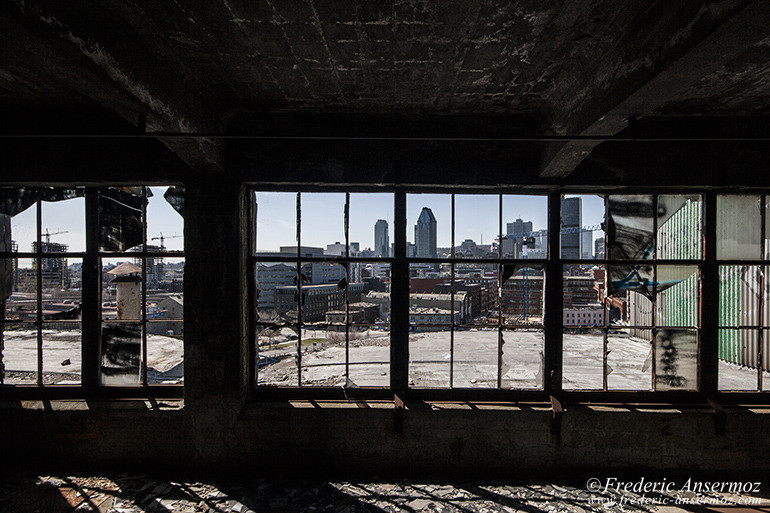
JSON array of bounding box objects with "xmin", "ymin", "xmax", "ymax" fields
[
  {"xmin": 141, "ymin": 188, "xmax": 148, "ymax": 387},
  {"xmin": 603, "ymin": 194, "xmax": 609, "ymax": 391},
  {"xmin": 391, "ymin": 186, "xmax": 408, "ymax": 395},
  {"xmin": 450, "ymin": 194, "xmax": 455, "ymax": 388},
  {"xmin": 296, "ymin": 192, "xmax": 303, "ymax": 386},
  {"xmin": 497, "ymin": 194, "xmax": 503, "ymax": 389},
  {"xmin": 249, "ymin": 192, "xmax": 257, "ymax": 390},
  {"xmin": 344, "ymin": 193, "xmax": 350, "ymax": 384},
  {"xmin": 701, "ymin": 191, "xmax": 719, "ymax": 395},
  {"xmin": 35, "ymin": 193, "xmax": 43, "ymax": 386},
  {"xmin": 82, "ymin": 188, "xmax": 99, "ymax": 394},
  {"xmin": 544, "ymin": 191, "xmax": 562, "ymax": 395},
  {"xmin": 759, "ymin": 194, "xmax": 766, "ymax": 391}
]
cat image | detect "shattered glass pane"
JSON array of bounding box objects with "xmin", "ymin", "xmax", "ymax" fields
[
  {"xmin": 562, "ymin": 329, "xmax": 603, "ymax": 390},
  {"xmin": 455, "ymin": 194, "xmax": 499, "ymax": 259},
  {"xmin": 98, "ymin": 187, "xmax": 145, "ymax": 252},
  {"xmin": 409, "ymin": 329, "xmax": 450, "ymax": 388},
  {"xmin": 655, "ymin": 329, "xmax": 698, "ymax": 391},
  {"xmin": 41, "ymin": 188, "xmax": 85, "ymax": 253},
  {"xmin": 43, "ymin": 322, "xmax": 81, "ymax": 385},
  {"xmin": 608, "ymin": 264, "xmax": 653, "ymax": 327},
  {"xmin": 607, "ymin": 264, "xmax": 654, "ymax": 300},
  {"xmin": 453, "ymin": 326, "xmax": 497, "ymax": 387},
  {"xmin": 1, "ymin": 188, "xmax": 36, "ymax": 254},
  {"xmin": 147, "ymin": 321, "xmax": 183, "ymax": 385},
  {"xmin": 501, "ymin": 265, "xmax": 543, "ymax": 326},
  {"xmin": 717, "ymin": 195, "xmax": 761, "ymax": 260},
  {"xmin": 256, "ymin": 324, "xmax": 298, "ymax": 387},
  {"xmin": 1, "ymin": 321, "xmax": 38, "ymax": 385},
  {"xmin": 607, "ymin": 195, "xmax": 654, "ymax": 260},
  {"xmin": 100, "ymin": 322, "xmax": 141, "ymax": 386},
  {"xmin": 606, "ymin": 334, "xmax": 652, "ymax": 390},
  {"xmin": 254, "ymin": 192, "xmax": 297, "ymax": 254},
  {"xmin": 656, "ymin": 266, "xmax": 699, "ymax": 327},
  {"xmin": 718, "ymin": 328, "xmax": 759, "ymax": 391},
  {"xmin": 501, "ymin": 328, "xmax": 543, "ymax": 390},
  {"xmin": 719, "ymin": 265, "xmax": 760, "ymax": 327},
  {"xmin": 349, "ymin": 193, "xmax": 393, "ymax": 259},
  {"xmin": 147, "ymin": 186, "xmax": 183, "ymax": 252},
  {"xmin": 162, "ymin": 186, "xmax": 185, "ymax": 218},
  {"xmin": 657, "ymin": 195, "xmax": 702, "ymax": 259},
  {"xmin": 502, "ymin": 195, "xmax": 548, "ymax": 259},
  {"xmin": 0, "ymin": 187, "xmax": 37, "ymax": 219}
]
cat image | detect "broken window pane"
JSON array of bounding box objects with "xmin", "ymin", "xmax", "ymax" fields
[
  {"xmin": 407, "ymin": 194, "xmax": 449, "ymax": 259},
  {"xmin": 656, "ymin": 266, "xmax": 699, "ymax": 327},
  {"xmin": 4, "ymin": 258, "xmax": 37, "ymax": 321},
  {"xmin": 654, "ymin": 328, "xmax": 698, "ymax": 391},
  {"xmin": 100, "ymin": 322, "xmax": 142, "ymax": 386},
  {"xmin": 254, "ymin": 192, "xmax": 297, "ymax": 254},
  {"xmin": 347, "ymin": 323, "xmax": 390, "ymax": 388},
  {"xmin": 608, "ymin": 264, "xmax": 653, "ymax": 327},
  {"xmin": 453, "ymin": 326, "xmax": 498, "ymax": 387},
  {"xmin": 41, "ymin": 188, "xmax": 85, "ymax": 253},
  {"xmin": 101, "ymin": 258, "xmax": 143, "ymax": 321},
  {"xmin": 1, "ymin": 321, "xmax": 38, "ymax": 385},
  {"xmin": 606, "ymin": 334, "xmax": 652, "ymax": 391},
  {"xmin": 657, "ymin": 195, "xmax": 702, "ymax": 259},
  {"xmin": 98, "ymin": 187, "xmax": 145, "ymax": 252},
  {"xmin": 717, "ymin": 195, "xmax": 761, "ymax": 260},
  {"xmin": 455, "ymin": 194, "xmax": 499, "ymax": 259},
  {"xmin": 348, "ymin": 193, "xmax": 393, "ymax": 258},
  {"xmin": 500, "ymin": 265, "xmax": 543, "ymax": 326},
  {"xmin": 1, "ymin": 187, "xmax": 36, "ymax": 254},
  {"xmin": 147, "ymin": 186, "xmax": 184, "ymax": 253},
  {"xmin": 607, "ymin": 194, "xmax": 654, "ymax": 260},
  {"xmin": 562, "ymin": 329, "xmax": 604, "ymax": 390},
  {"xmin": 147, "ymin": 321, "xmax": 183, "ymax": 385},
  {"xmin": 300, "ymin": 193, "xmax": 345, "ymax": 254},
  {"xmin": 561, "ymin": 195, "xmax": 604, "ymax": 260},
  {"xmin": 718, "ymin": 328, "xmax": 759, "ymax": 391},
  {"xmin": 501, "ymin": 328, "xmax": 543, "ymax": 390},
  {"xmin": 502, "ymin": 195, "xmax": 548, "ymax": 259},
  {"xmin": 42, "ymin": 321, "xmax": 81, "ymax": 385},
  {"xmin": 719, "ymin": 266, "xmax": 760, "ymax": 327},
  {"xmin": 256, "ymin": 324, "xmax": 299, "ymax": 387},
  {"xmin": 409, "ymin": 329, "xmax": 450, "ymax": 388}
]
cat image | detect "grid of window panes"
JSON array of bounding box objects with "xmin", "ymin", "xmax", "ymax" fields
[
  {"xmin": 406, "ymin": 193, "xmax": 547, "ymax": 390},
  {"xmin": 98, "ymin": 187, "xmax": 185, "ymax": 387},
  {"xmin": 716, "ymin": 195, "xmax": 770, "ymax": 392},
  {"xmin": 561, "ymin": 194, "xmax": 703, "ymax": 392},
  {"xmin": 0, "ymin": 186, "xmax": 184, "ymax": 390},
  {"xmin": 252, "ymin": 191, "xmax": 393, "ymax": 388}
]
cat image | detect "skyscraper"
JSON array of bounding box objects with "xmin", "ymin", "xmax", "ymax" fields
[
  {"xmin": 415, "ymin": 207, "xmax": 437, "ymax": 258},
  {"xmin": 506, "ymin": 218, "xmax": 533, "ymax": 240},
  {"xmin": 374, "ymin": 219, "xmax": 389, "ymax": 258},
  {"xmin": 561, "ymin": 197, "xmax": 582, "ymax": 259}
]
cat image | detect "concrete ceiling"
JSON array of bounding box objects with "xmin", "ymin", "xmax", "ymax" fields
[{"xmin": 2, "ymin": 0, "xmax": 769, "ymax": 177}]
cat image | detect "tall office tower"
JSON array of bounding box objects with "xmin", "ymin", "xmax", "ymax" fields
[
  {"xmin": 506, "ymin": 218, "xmax": 533, "ymax": 240},
  {"xmin": 581, "ymin": 229, "xmax": 593, "ymax": 259},
  {"xmin": 560, "ymin": 197, "xmax": 582, "ymax": 259},
  {"xmin": 374, "ymin": 219, "xmax": 389, "ymax": 258},
  {"xmin": 414, "ymin": 207, "xmax": 437, "ymax": 258}
]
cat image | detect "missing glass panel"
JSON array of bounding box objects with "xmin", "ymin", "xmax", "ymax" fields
[
  {"xmin": 147, "ymin": 321, "xmax": 183, "ymax": 385},
  {"xmin": 453, "ymin": 326, "xmax": 498, "ymax": 388},
  {"xmin": 562, "ymin": 329, "xmax": 604, "ymax": 390},
  {"xmin": 717, "ymin": 195, "xmax": 761, "ymax": 260},
  {"xmin": 254, "ymin": 192, "xmax": 297, "ymax": 254},
  {"xmin": 407, "ymin": 194, "xmax": 450, "ymax": 259},
  {"xmin": 147, "ymin": 186, "xmax": 184, "ymax": 253},
  {"xmin": 256, "ymin": 324, "xmax": 299, "ymax": 387},
  {"xmin": 301, "ymin": 193, "xmax": 345, "ymax": 255},
  {"xmin": 3, "ymin": 258, "xmax": 37, "ymax": 321},
  {"xmin": 100, "ymin": 322, "xmax": 142, "ymax": 386},
  {"xmin": 501, "ymin": 328, "xmax": 544, "ymax": 390},
  {"xmin": 561, "ymin": 195, "xmax": 604, "ymax": 260},
  {"xmin": 409, "ymin": 329, "xmax": 450, "ymax": 389},
  {"xmin": 563, "ymin": 265, "xmax": 604, "ymax": 324},
  {"xmin": 502, "ymin": 195, "xmax": 548, "ymax": 259},
  {"xmin": 455, "ymin": 194, "xmax": 499, "ymax": 259},
  {"xmin": 349, "ymin": 193, "xmax": 394, "ymax": 258},
  {"xmin": 42, "ymin": 321, "xmax": 81, "ymax": 385},
  {"xmin": 1, "ymin": 321, "xmax": 38, "ymax": 385},
  {"xmin": 655, "ymin": 329, "xmax": 698, "ymax": 391},
  {"xmin": 501, "ymin": 265, "xmax": 543, "ymax": 326},
  {"xmin": 41, "ymin": 188, "xmax": 86, "ymax": 253},
  {"xmin": 101, "ymin": 258, "xmax": 143, "ymax": 321}
]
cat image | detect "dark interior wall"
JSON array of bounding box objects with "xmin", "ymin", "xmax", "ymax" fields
[{"xmin": 3, "ymin": 134, "xmax": 770, "ymax": 478}]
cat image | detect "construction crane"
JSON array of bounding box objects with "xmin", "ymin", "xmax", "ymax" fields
[
  {"xmin": 150, "ymin": 232, "xmax": 182, "ymax": 251},
  {"xmin": 43, "ymin": 229, "xmax": 68, "ymax": 245}
]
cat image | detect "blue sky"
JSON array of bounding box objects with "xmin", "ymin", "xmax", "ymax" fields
[{"xmin": 255, "ymin": 192, "xmax": 606, "ymax": 251}]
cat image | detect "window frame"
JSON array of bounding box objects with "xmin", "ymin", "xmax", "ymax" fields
[{"xmin": 0, "ymin": 185, "xmax": 184, "ymax": 400}]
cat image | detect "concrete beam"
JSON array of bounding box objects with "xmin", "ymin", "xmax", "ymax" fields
[{"xmin": 540, "ymin": 0, "xmax": 770, "ymax": 178}]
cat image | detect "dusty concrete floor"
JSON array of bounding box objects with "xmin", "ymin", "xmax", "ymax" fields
[
  {"xmin": 0, "ymin": 473, "xmax": 767, "ymax": 512},
  {"xmin": 258, "ymin": 329, "xmax": 766, "ymax": 391}
]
